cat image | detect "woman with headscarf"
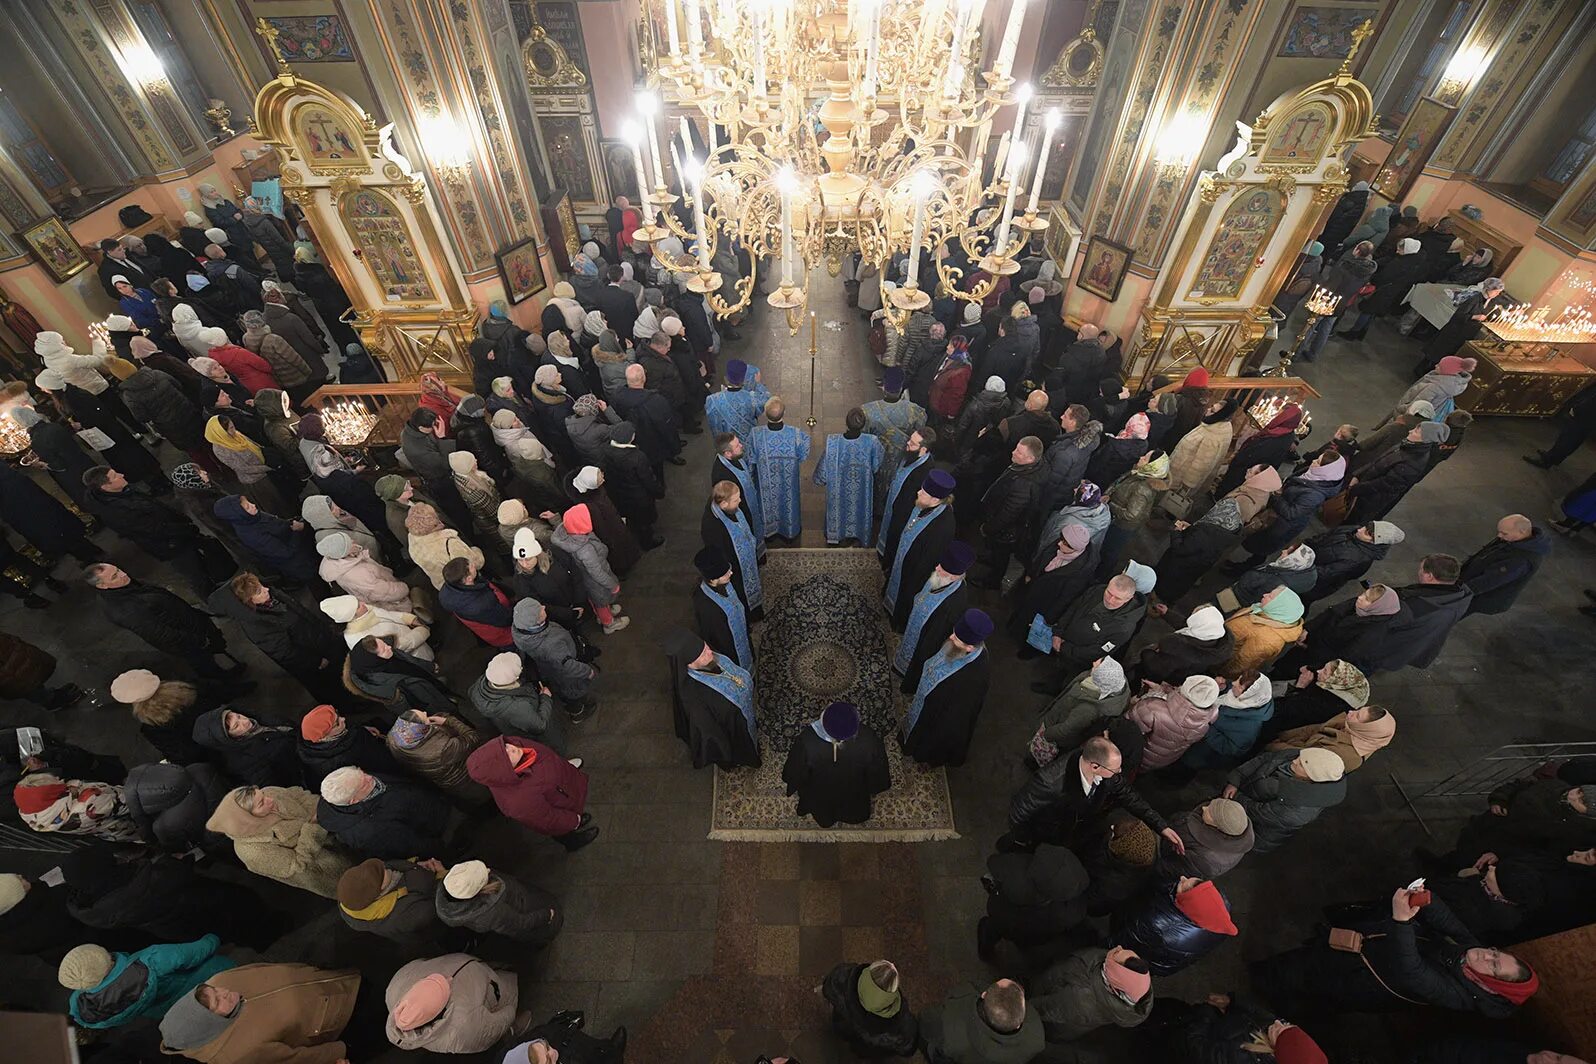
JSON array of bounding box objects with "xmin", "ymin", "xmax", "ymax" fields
[
  {"xmin": 211, "ymin": 494, "xmax": 321, "ymax": 584},
  {"xmin": 7, "ymin": 407, "xmax": 99, "ymax": 504},
  {"xmin": 1011, "ymin": 522, "xmax": 1100, "ymax": 646},
  {"xmin": 178, "ymin": 210, "xmax": 212, "ymax": 256},
  {"xmin": 240, "ymin": 197, "xmax": 297, "ymax": 276},
  {"xmin": 168, "ymin": 303, "xmax": 215, "ymax": 359},
  {"xmin": 188, "ymin": 356, "xmax": 252, "ymax": 411},
  {"xmin": 662, "ymin": 627, "xmax": 759, "ymax": 769},
  {"xmin": 528, "ymin": 365, "xmax": 579, "ymax": 467},
  {"xmin": 301, "ymin": 494, "xmax": 382, "ymax": 558},
  {"xmin": 248, "ymin": 388, "xmax": 307, "ymax": 479},
  {"xmin": 405, "ymin": 502, "xmax": 483, "ymax": 590},
  {"xmin": 591, "ymin": 327, "xmax": 634, "ymax": 400},
  {"xmin": 1127, "ymin": 675, "xmax": 1223, "ymax": 771},
  {"xmin": 1235, "ymin": 449, "xmax": 1346, "ymax": 565},
  {"xmin": 1396, "ymin": 355, "xmax": 1476, "ymax": 421},
  {"xmin": 1099, "ymin": 448, "xmax": 1170, "ymax": 572},
  {"xmin": 1446, "ymin": 247, "xmax": 1495, "ymax": 286},
  {"xmin": 1029, "ymin": 657, "xmax": 1129, "ymax": 767},
  {"xmin": 1222, "ymin": 585, "xmax": 1304, "ymax": 676},
  {"xmin": 1166, "ymin": 398, "xmax": 1236, "ymax": 503},
  {"xmin": 564, "ymin": 464, "xmax": 641, "ymax": 575},
  {"xmin": 1338, "ymin": 237, "xmax": 1431, "ymax": 339},
  {"xmin": 1039, "ymin": 478, "xmax": 1111, "ymax": 552},
  {"xmin": 295, "ymin": 411, "xmax": 352, "ymax": 482},
  {"xmin": 1419, "ymin": 277, "xmax": 1505, "ymax": 374},
  {"xmin": 206, "ymin": 414, "xmax": 286, "ymax": 512},
  {"xmin": 1213, "ymin": 405, "xmax": 1301, "ymax": 497},
  {"xmin": 1180, "ymin": 671, "xmax": 1274, "ymax": 771},
  {"xmin": 544, "ymin": 281, "xmax": 586, "ymax": 337},
  {"xmin": 1347, "ymin": 421, "xmax": 1447, "ymax": 522},
  {"xmin": 1137, "ymin": 604, "xmax": 1235, "ymax": 685},
  {"xmin": 1299, "ymin": 520, "xmax": 1400, "ymax": 605},
  {"xmin": 14, "ymin": 769, "xmax": 138, "ymax": 841},
  {"xmin": 1315, "ymin": 181, "xmax": 1371, "ymax": 257},
  {"xmin": 1153, "ymin": 465, "xmax": 1282, "ymax": 606},
  {"xmin": 446, "ymin": 450, "xmax": 503, "ymax": 543},
  {"xmin": 491, "ymin": 407, "xmax": 563, "ymax": 503},
  {"xmin": 1336, "ymin": 203, "xmax": 1399, "ymax": 261},
  {"xmin": 1269, "ymin": 702, "xmax": 1395, "ymax": 774},
  {"xmin": 569, "ymin": 252, "xmax": 604, "ymax": 307},
  {"xmin": 184, "ymin": 267, "xmax": 240, "ymax": 324},
  {"xmin": 1257, "ymin": 658, "xmax": 1369, "ymax": 748},
  {"xmin": 338, "ymin": 341, "xmax": 385, "ymax": 384},
  {"xmin": 928, "ymin": 333, "xmax": 974, "ymax": 424},
  {"xmin": 142, "ymin": 232, "xmax": 201, "ymax": 287},
  {"xmin": 1286, "ymin": 583, "xmax": 1412, "ymax": 679},
  {"xmin": 1224, "ymin": 746, "xmax": 1347, "ymax": 854},
  {"xmin": 1218, "ymin": 544, "xmax": 1318, "ymax": 614},
  {"xmin": 551, "ymin": 502, "xmax": 627, "ymax": 631},
  {"xmin": 347, "ymin": 632, "xmax": 458, "ymax": 714},
  {"xmin": 204, "ymin": 785, "xmax": 356, "ymax": 898}
]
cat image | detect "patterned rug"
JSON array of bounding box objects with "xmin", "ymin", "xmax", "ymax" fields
[{"xmin": 708, "ymin": 549, "xmax": 957, "ymax": 842}]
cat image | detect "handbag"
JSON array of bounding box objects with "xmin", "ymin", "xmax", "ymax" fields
[
  {"xmin": 1326, "ymin": 929, "xmax": 1425, "ymax": 1005},
  {"xmin": 1025, "ymin": 613, "xmax": 1055, "ymax": 654},
  {"xmin": 1029, "ymin": 724, "xmax": 1060, "ymax": 767},
  {"xmin": 1160, "ymin": 486, "xmax": 1196, "ymax": 518},
  {"xmin": 1319, "ymin": 489, "xmax": 1351, "ymax": 528}
]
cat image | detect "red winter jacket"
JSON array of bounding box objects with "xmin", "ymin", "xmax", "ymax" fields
[
  {"xmin": 465, "ymin": 734, "xmax": 586, "ymax": 836},
  {"xmin": 928, "ymin": 362, "xmax": 972, "ymax": 419},
  {"xmin": 209, "ymin": 343, "xmax": 279, "ymax": 395}
]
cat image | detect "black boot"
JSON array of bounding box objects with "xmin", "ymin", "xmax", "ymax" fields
[{"xmin": 557, "ymin": 825, "xmax": 600, "ymax": 852}]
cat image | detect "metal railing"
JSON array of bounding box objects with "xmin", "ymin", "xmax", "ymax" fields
[{"xmin": 1392, "ymin": 741, "xmax": 1596, "ymax": 835}]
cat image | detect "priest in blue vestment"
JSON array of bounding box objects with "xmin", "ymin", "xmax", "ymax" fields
[
  {"xmin": 883, "ymin": 468, "xmax": 957, "ymax": 630},
  {"xmin": 876, "ymin": 427, "xmax": 937, "ymax": 570},
  {"xmin": 692, "ymin": 545, "xmax": 754, "ymax": 669},
  {"xmin": 704, "ymin": 358, "xmax": 771, "ymax": 441},
  {"xmin": 813, "ymin": 407, "xmax": 885, "ymax": 545},
  {"xmin": 747, "ymin": 397, "xmax": 812, "ymax": 541},
  {"xmin": 701, "ymin": 479, "xmax": 765, "ymax": 618},
  {"xmin": 710, "ymin": 432, "xmax": 766, "ymax": 559},
  {"xmin": 900, "ymin": 608, "xmax": 993, "ymax": 768},
  {"xmin": 860, "ymin": 367, "xmax": 927, "ymax": 502},
  {"xmin": 894, "ymin": 541, "xmax": 974, "ymax": 694}
]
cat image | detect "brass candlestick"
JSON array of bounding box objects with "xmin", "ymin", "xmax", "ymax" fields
[
  {"xmin": 1275, "ymin": 285, "xmax": 1340, "ymax": 376},
  {"xmin": 805, "ymin": 311, "xmax": 818, "ymax": 429}
]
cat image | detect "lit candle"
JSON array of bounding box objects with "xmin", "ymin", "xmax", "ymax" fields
[
  {"xmin": 997, "ymin": 139, "xmax": 1027, "ymax": 254},
  {"xmin": 994, "ymin": 0, "xmax": 1026, "ymax": 78},
  {"xmin": 777, "ymin": 167, "xmax": 796, "ymax": 286},
  {"xmin": 663, "ymin": 0, "xmax": 680, "ymax": 56},
  {"xmin": 907, "ymin": 171, "xmax": 936, "ymax": 289},
  {"xmin": 1027, "ymin": 108, "xmax": 1061, "ymax": 214},
  {"xmin": 861, "ymin": 0, "xmax": 881, "ymax": 101},
  {"xmin": 687, "ymin": 157, "xmax": 711, "ymax": 269},
  {"xmin": 684, "ymin": 0, "xmax": 703, "ymax": 59},
  {"xmin": 621, "ymin": 120, "xmax": 651, "ymax": 217},
  {"xmin": 752, "ymin": 3, "xmax": 767, "ymax": 98},
  {"xmin": 638, "ymin": 92, "xmax": 665, "ymax": 192},
  {"xmin": 942, "ymin": 0, "xmax": 975, "ymax": 99}
]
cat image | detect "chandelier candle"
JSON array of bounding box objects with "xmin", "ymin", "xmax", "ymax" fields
[
  {"xmin": 907, "ymin": 170, "xmax": 935, "ymax": 290},
  {"xmin": 688, "ymin": 158, "xmax": 711, "ymax": 269},
  {"xmin": 997, "ymin": 139, "xmax": 1027, "ymax": 255},
  {"xmin": 777, "ymin": 168, "xmax": 796, "ymax": 287},
  {"xmin": 638, "ymin": 91, "xmax": 665, "ymax": 193},
  {"xmin": 994, "ymin": 0, "xmax": 1026, "ymax": 79},
  {"xmin": 664, "ymin": 0, "xmax": 680, "ymax": 56},
  {"xmin": 994, "ymin": 82, "xmax": 1030, "ymax": 181},
  {"xmin": 685, "ymin": 0, "xmax": 703, "ymax": 59},
  {"xmin": 622, "ymin": 121, "xmax": 650, "ymax": 207},
  {"xmin": 1027, "ymin": 108, "xmax": 1061, "ymax": 214}
]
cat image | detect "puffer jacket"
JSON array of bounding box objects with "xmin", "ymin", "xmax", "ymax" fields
[
  {"xmin": 1037, "ymin": 426, "xmax": 1101, "ymax": 514},
  {"xmin": 1106, "ymin": 469, "xmax": 1170, "ymax": 531},
  {"xmin": 69, "ymin": 936, "xmax": 234, "ymax": 1030},
  {"xmin": 297, "ymin": 725, "xmax": 400, "ymax": 790},
  {"xmin": 320, "ymin": 547, "xmax": 411, "ymax": 609},
  {"xmin": 191, "ymin": 708, "xmax": 301, "ymax": 787},
  {"xmin": 1302, "ymin": 525, "xmax": 1388, "ymax": 602},
  {"xmin": 315, "ymin": 773, "xmax": 452, "ymax": 860},
  {"xmin": 339, "ymin": 860, "xmax": 443, "ymax": 943},
  {"xmin": 564, "ymin": 410, "xmax": 616, "ymax": 465},
  {"xmin": 1243, "ymin": 474, "xmax": 1343, "ymax": 556},
  {"xmin": 1031, "ymin": 947, "xmax": 1152, "ymax": 1043},
  {"xmin": 1223, "ymin": 612, "xmax": 1305, "ymax": 675},
  {"xmin": 433, "ymin": 869, "xmax": 561, "ymax": 944},
  {"xmin": 1167, "ymin": 418, "xmax": 1233, "ymax": 493},
  {"xmin": 120, "ymin": 367, "xmax": 205, "ymax": 450},
  {"xmin": 510, "ymin": 614, "xmax": 594, "ymax": 702},
  {"xmin": 1114, "ymin": 879, "xmax": 1237, "ymax": 976},
  {"xmin": 124, "ymin": 762, "xmax": 231, "ymax": 852},
  {"xmin": 1126, "ymin": 685, "xmax": 1220, "ymax": 770},
  {"xmin": 243, "ymin": 325, "xmax": 317, "ymax": 389},
  {"xmin": 384, "ymin": 954, "xmax": 519, "ymax": 1054},
  {"xmin": 468, "ymin": 676, "xmax": 568, "ymax": 752},
  {"xmin": 386, "ymin": 714, "xmax": 489, "ymax": 803},
  {"xmin": 550, "ymin": 524, "xmax": 618, "ymax": 604},
  {"xmin": 302, "ymin": 494, "xmax": 382, "ymax": 557}
]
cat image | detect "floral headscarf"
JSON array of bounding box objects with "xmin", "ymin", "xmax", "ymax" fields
[
  {"xmin": 1119, "ymin": 413, "xmax": 1150, "ymax": 440},
  {"xmin": 1317, "ymin": 659, "xmax": 1369, "ymax": 707}
]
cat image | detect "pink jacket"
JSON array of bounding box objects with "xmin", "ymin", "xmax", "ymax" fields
[
  {"xmin": 318, "ymin": 548, "xmax": 412, "ymax": 610},
  {"xmin": 1127, "ymin": 685, "xmax": 1220, "ymax": 770}
]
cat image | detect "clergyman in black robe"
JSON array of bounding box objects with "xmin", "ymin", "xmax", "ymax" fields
[
  {"xmin": 900, "ymin": 609, "xmax": 994, "ymax": 768},
  {"xmin": 782, "ymin": 701, "xmax": 890, "ymax": 828},
  {"xmin": 700, "ymin": 481, "xmax": 763, "ymax": 621},
  {"xmin": 876, "ymin": 435, "xmax": 936, "ymax": 572},
  {"xmin": 663, "ymin": 627, "xmax": 760, "ymax": 770},
  {"xmin": 692, "ymin": 545, "xmax": 753, "ymax": 669},
  {"xmin": 896, "ymin": 541, "xmax": 974, "ymax": 694},
  {"xmin": 709, "ymin": 433, "xmax": 766, "ymax": 560},
  {"xmin": 884, "ymin": 469, "xmax": 957, "ymax": 631}
]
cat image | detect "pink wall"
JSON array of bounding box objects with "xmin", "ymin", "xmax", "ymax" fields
[{"xmin": 582, "ymin": 2, "xmax": 637, "ymax": 142}]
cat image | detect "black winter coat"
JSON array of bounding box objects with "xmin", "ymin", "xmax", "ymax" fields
[
  {"xmin": 600, "ymin": 442, "xmax": 664, "ymax": 523},
  {"xmin": 978, "ymin": 330, "xmax": 1032, "ymax": 397},
  {"xmin": 453, "ymin": 413, "xmax": 512, "ymax": 485},
  {"xmin": 191, "ymin": 708, "xmax": 301, "ymax": 786},
  {"xmin": 510, "ymin": 552, "xmax": 587, "ymax": 629},
  {"xmin": 1053, "ymin": 340, "xmax": 1107, "ymax": 407},
  {"xmin": 297, "ymin": 726, "xmax": 401, "ymax": 790},
  {"xmin": 1348, "ymin": 442, "xmax": 1434, "ymax": 522},
  {"xmin": 1316, "ymin": 187, "xmax": 1370, "ymax": 252},
  {"xmin": 980, "ymin": 462, "xmax": 1043, "ymax": 546},
  {"xmin": 124, "ymin": 761, "xmax": 231, "ymax": 851},
  {"xmin": 1137, "ymin": 631, "xmax": 1235, "ymax": 685},
  {"xmin": 208, "ymin": 588, "xmax": 345, "ymax": 674},
  {"xmin": 610, "ymin": 386, "xmax": 681, "ymax": 463},
  {"xmin": 1215, "ymin": 434, "xmax": 1298, "ymax": 497},
  {"xmin": 1461, "ymin": 529, "xmax": 1550, "ymax": 615},
  {"xmin": 1362, "ymin": 251, "xmax": 1433, "ymax": 316},
  {"xmin": 94, "ymin": 581, "xmax": 225, "ymax": 654},
  {"xmin": 984, "ymin": 844, "xmax": 1089, "ymax": 940},
  {"xmin": 434, "ymin": 870, "xmax": 561, "ymax": 945},
  {"xmin": 120, "ymin": 367, "xmax": 205, "ymax": 451},
  {"xmin": 1288, "ymin": 597, "xmax": 1412, "ymax": 673},
  {"xmin": 1084, "ymin": 435, "xmax": 1150, "ymax": 493},
  {"xmin": 63, "ymin": 852, "xmax": 277, "ymax": 950},
  {"xmin": 820, "ymin": 962, "xmax": 920, "ymax": 1058},
  {"xmin": 1380, "ymin": 582, "xmax": 1475, "ymax": 669},
  {"xmin": 1008, "ymin": 751, "xmax": 1168, "ymax": 847},
  {"xmin": 315, "ymin": 773, "xmax": 453, "ymax": 859},
  {"xmin": 84, "ymin": 485, "xmax": 205, "ymax": 559},
  {"xmin": 1301, "ymin": 525, "xmax": 1388, "ymax": 603},
  {"xmin": 0, "ymin": 461, "xmax": 88, "ymax": 553},
  {"xmin": 1242, "ymin": 475, "xmax": 1343, "ymax": 555},
  {"xmin": 1114, "ymin": 880, "xmax": 1235, "ymax": 975}
]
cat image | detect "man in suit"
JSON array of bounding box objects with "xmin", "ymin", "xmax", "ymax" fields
[
  {"xmin": 999, "ymin": 736, "xmax": 1185, "ymax": 857},
  {"xmin": 594, "ymin": 265, "xmax": 639, "ymax": 347},
  {"xmin": 97, "ymin": 238, "xmax": 153, "ymax": 299}
]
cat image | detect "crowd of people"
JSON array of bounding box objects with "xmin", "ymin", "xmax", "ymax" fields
[{"xmin": 0, "ymin": 182, "xmax": 1589, "ymax": 1064}]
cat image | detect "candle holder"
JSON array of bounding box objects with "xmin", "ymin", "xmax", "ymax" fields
[
  {"xmin": 0, "ymin": 412, "xmax": 31, "ymax": 458},
  {"xmin": 888, "ymin": 284, "xmax": 932, "ymax": 311},
  {"xmin": 1273, "ymin": 285, "xmax": 1340, "ymax": 377},
  {"xmin": 319, "ymin": 398, "xmax": 377, "ymax": 448},
  {"xmin": 685, "ymin": 267, "xmax": 724, "ymax": 294},
  {"xmin": 1011, "ymin": 209, "xmax": 1050, "ymax": 234}
]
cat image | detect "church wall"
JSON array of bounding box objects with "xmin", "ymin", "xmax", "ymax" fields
[{"xmin": 579, "ymin": 0, "xmax": 639, "ymax": 142}]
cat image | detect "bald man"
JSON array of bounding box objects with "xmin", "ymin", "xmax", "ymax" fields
[
  {"xmin": 610, "ymin": 361, "xmax": 682, "ymax": 475},
  {"xmin": 1460, "ymin": 513, "xmax": 1550, "ymax": 616},
  {"xmin": 1054, "ymin": 323, "xmax": 1108, "ymax": 409},
  {"xmin": 1032, "ymin": 574, "xmax": 1146, "ymax": 695}
]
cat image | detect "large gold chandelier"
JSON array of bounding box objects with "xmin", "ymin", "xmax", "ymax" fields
[{"xmin": 625, "ymin": 0, "xmax": 1060, "ymax": 328}]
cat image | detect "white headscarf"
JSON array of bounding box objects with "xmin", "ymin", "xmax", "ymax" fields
[
  {"xmin": 1269, "ymin": 544, "xmax": 1316, "ymax": 571},
  {"xmin": 1177, "ymin": 604, "xmax": 1226, "ymax": 641}
]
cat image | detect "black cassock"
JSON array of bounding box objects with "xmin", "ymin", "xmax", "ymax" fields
[
  {"xmin": 899, "ymin": 579, "xmax": 968, "ymax": 694},
  {"xmin": 710, "ymin": 453, "xmax": 763, "ymax": 544},
  {"xmin": 900, "ymin": 649, "xmax": 992, "ymax": 767},
  {"xmin": 665, "ymin": 633, "xmax": 761, "ymax": 770},
  {"xmin": 887, "ymin": 505, "xmax": 956, "ymax": 630},
  {"xmin": 782, "ymin": 724, "xmax": 891, "ymax": 827},
  {"xmin": 700, "ymin": 501, "xmax": 763, "ymax": 620},
  {"xmin": 693, "ymin": 582, "xmax": 752, "ymax": 668},
  {"xmin": 877, "ymin": 456, "xmax": 935, "ymax": 572}
]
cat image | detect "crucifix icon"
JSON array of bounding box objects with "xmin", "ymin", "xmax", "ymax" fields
[{"xmin": 255, "ymin": 17, "xmax": 291, "ymax": 74}]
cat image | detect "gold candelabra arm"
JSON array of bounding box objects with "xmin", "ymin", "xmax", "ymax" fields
[{"xmin": 706, "ymin": 271, "xmax": 757, "ymax": 319}]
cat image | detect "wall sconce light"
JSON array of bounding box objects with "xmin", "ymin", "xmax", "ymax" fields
[
  {"xmin": 420, "ymin": 113, "xmax": 473, "ymax": 183},
  {"xmin": 1438, "ymin": 44, "xmax": 1487, "ymax": 101},
  {"xmin": 1154, "ymin": 109, "xmax": 1206, "ymax": 172},
  {"xmin": 122, "ymin": 43, "xmax": 167, "ymax": 86}
]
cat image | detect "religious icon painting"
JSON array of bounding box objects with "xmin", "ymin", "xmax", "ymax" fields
[
  {"xmin": 1372, "ymin": 97, "xmax": 1455, "ymax": 202},
  {"xmin": 496, "ymin": 236, "xmax": 548, "ymax": 304},
  {"xmin": 340, "ymin": 190, "xmax": 435, "ymax": 303},
  {"xmin": 1189, "ymin": 189, "xmax": 1285, "ymax": 301},
  {"xmin": 599, "ymin": 139, "xmax": 641, "ymax": 204},
  {"xmin": 293, "ymin": 105, "xmax": 366, "ymax": 167},
  {"xmin": 1277, "ymin": 5, "xmax": 1378, "ymax": 58},
  {"xmin": 261, "ymin": 15, "xmax": 356, "ymax": 62},
  {"xmin": 1077, "ymin": 234, "xmax": 1132, "ymax": 302},
  {"xmin": 1263, "ymin": 101, "xmax": 1334, "ymax": 164},
  {"xmin": 22, "ymin": 216, "xmax": 89, "ymax": 283},
  {"xmin": 540, "ymin": 115, "xmax": 596, "ymax": 203}
]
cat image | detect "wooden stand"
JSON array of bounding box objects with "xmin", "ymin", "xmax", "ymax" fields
[{"xmin": 1456, "ymin": 340, "xmax": 1596, "ymax": 417}]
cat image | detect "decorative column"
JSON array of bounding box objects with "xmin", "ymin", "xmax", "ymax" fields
[{"xmin": 46, "ymin": 0, "xmax": 213, "ymax": 176}]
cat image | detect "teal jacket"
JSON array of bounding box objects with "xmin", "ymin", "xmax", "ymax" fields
[{"xmin": 68, "ymin": 935, "xmax": 234, "ymax": 1029}]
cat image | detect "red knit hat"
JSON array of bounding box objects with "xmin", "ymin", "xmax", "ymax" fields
[
  {"xmin": 1173, "ymin": 880, "xmax": 1238, "ymax": 935},
  {"xmin": 1182, "ymin": 367, "xmax": 1210, "ymax": 389},
  {"xmin": 300, "ymin": 704, "xmax": 338, "ymax": 741},
  {"xmin": 1273, "ymin": 1026, "xmax": 1328, "ymax": 1064}
]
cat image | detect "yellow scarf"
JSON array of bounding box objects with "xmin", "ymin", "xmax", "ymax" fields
[
  {"xmin": 340, "ymin": 887, "xmax": 407, "ymax": 922},
  {"xmin": 205, "ymin": 416, "xmax": 264, "ymax": 463}
]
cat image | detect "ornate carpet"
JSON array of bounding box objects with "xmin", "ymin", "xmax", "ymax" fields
[{"xmin": 708, "ymin": 548, "xmax": 958, "ymax": 842}]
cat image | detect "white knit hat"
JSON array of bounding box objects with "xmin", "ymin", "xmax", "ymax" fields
[
  {"xmin": 513, "ymin": 527, "xmax": 542, "ymax": 559},
  {"xmin": 443, "ymin": 860, "xmax": 490, "ymax": 900},
  {"xmin": 485, "ymin": 652, "xmax": 522, "ymax": 686},
  {"xmin": 59, "ymin": 944, "xmax": 114, "ymax": 990},
  {"xmin": 110, "ymin": 669, "xmax": 162, "ymax": 704},
  {"xmin": 319, "ymin": 595, "xmax": 360, "ymax": 623}
]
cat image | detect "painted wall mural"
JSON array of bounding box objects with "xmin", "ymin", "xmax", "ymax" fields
[
  {"xmin": 341, "ymin": 188, "xmax": 435, "ymax": 302},
  {"xmin": 1188, "ymin": 189, "xmax": 1284, "ymax": 300},
  {"xmin": 261, "ymin": 15, "xmax": 356, "ymax": 62},
  {"xmin": 1277, "ymin": 5, "xmax": 1380, "ymax": 58},
  {"xmin": 53, "ymin": 0, "xmax": 174, "ymax": 171},
  {"xmin": 1069, "ymin": 0, "xmax": 1148, "ymax": 215},
  {"xmin": 541, "ymin": 115, "xmax": 595, "ymax": 202},
  {"xmin": 448, "ymin": 1, "xmax": 537, "ymax": 238},
  {"xmin": 1372, "ymin": 97, "xmax": 1454, "ymax": 201}
]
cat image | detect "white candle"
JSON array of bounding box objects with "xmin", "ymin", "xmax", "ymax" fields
[
  {"xmin": 778, "ymin": 170, "xmax": 795, "ymax": 286},
  {"xmin": 663, "ymin": 0, "xmax": 680, "ymax": 56},
  {"xmin": 622, "ymin": 121, "xmax": 651, "ymax": 215},
  {"xmin": 907, "ymin": 171, "xmax": 935, "ymax": 289},
  {"xmin": 638, "ymin": 93, "xmax": 665, "ymax": 192},
  {"xmin": 861, "ymin": 0, "xmax": 881, "ymax": 100},
  {"xmin": 1027, "ymin": 108, "xmax": 1060, "ymax": 213},
  {"xmin": 997, "ymin": 139, "xmax": 1027, "ymax": 253},
  {"xmin": 679, "ymin": 115, "xmax": 693, "ymax": 157},
  {"xmin": 992, "ymin": 131, "xmax": 1010, "ymax": 182},
  {"xmin": 942, "ymin": 0, "xmax": 975, "ymax": 99},
  {"xmin": 684, "ymin": 0, "xmax": 703, "ymax": 59},
  {"xmin": 688, "ymin": 158, "xmax": 711, "ymax": 269},
  {"xmin": 753, "ymin": 4, "xmax": 767, "ymax": 98},
  {"xmin": 995, "ymin": 0, "xmax": 1026, "ymax": 77}
]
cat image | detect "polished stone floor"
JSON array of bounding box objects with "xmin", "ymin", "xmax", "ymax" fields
[{"xmin": 4, "ymin": 278, "xmax": 1595, "ymax": 1062}]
